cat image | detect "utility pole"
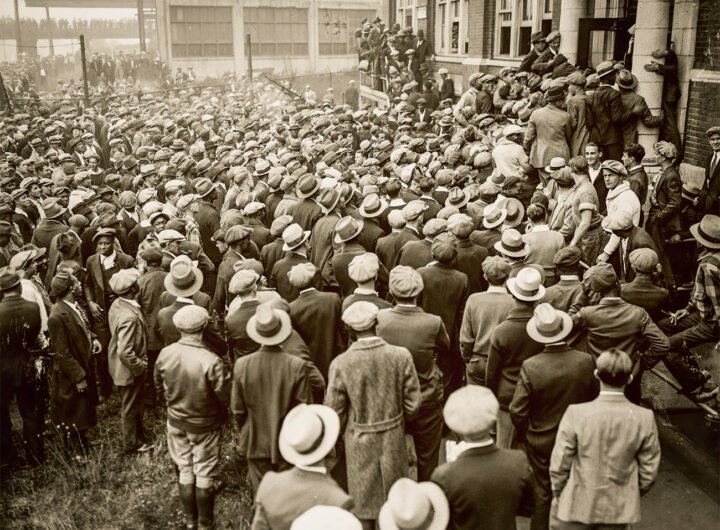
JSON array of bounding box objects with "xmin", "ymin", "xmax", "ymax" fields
[
  {"xmin": 137, "ymin": 0, "xmax": 146, "ymax": 52},
  {"xmin": 46, "ymin": 7, "xmax": 54, "ymax": 57},
  {"xmin": 80, "ymin": 35, "xmax": 90, "ymax": 107},
  {"xmin": 246, "ymin": 34, "xmax": 253, "ymax": 101},
  {"xmin": 13, "ymin": 0, "xmax": 22, "ymax": 58}
]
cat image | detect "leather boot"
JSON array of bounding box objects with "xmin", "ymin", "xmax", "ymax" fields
[
  {"xmin": 178, "ymin": 483, "xmax": 197, "ymax": 529},
  {"xmin": 195, "ymin": 486, "xmax": 216, "ymax": 530}
]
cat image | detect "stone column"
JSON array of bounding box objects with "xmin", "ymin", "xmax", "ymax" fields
[
  {"xmin": 631, "ymin": 0, "xmax": 671, "ymax": 158},
  {"xmin": 558, "ymin": 0, "xmax": 587, "ymax": 65},
  {"xmin": 671, "ymin": 0, "xmax": 700, "ymax": 138},
  {"xmin": 233, "ymin": 4, "xmax": 245, "ymax": 79}
]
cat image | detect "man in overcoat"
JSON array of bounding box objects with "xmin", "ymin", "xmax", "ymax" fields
[
  {"xmin": 377, "ymin": 266, "xmax": 449, "ymax": 482},
  {"xmin": 325, "ymin": 301, "xmax": 420, "ymax": 530},
  {"xmin": 510, "ymin": 304, "xmax": 597, "ymax": 530}
]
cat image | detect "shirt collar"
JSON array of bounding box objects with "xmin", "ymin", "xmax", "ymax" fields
[
  {"xmin": 176, "ymin": 296, "xmax": 194, "ymax": 304},
  {"xmin": 486, "ymin": 285, "xmax": 508, "ymax": 294},
  {"xmin": 559, "ymin": 274, "xmax": 579, "ymax": 281},
  {"xmin": 120, "ymin": 297, "xmax": 141, "ymax": 308},
  {"xmin": 600, "ymin": 390, "xmax": 625, "ymax": 395},
  {"xmin": 296, "ymin": 464, "xmax": 327, "ymax": 474},
  {"xmin": 300, "ymin": 287, "xmax": 317, "ymax": 294},
  {"xmin": 354, "ymin": 287, "xmax": 378, "ymax": 296}
]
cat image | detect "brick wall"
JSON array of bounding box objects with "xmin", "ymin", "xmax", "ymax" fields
[
  {"xmin": 694, "ymin": 0, "xmax": 720, "ymax": 71},
  {"xmin": 683, "ymin": 80, "xmax": 720, "ymax": 166}
]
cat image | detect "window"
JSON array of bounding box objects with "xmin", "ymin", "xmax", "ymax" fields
[
  {"xmin": 318, "ymin": 9, "xmax": 377, "ymax": 55},
  {"xmin": 436, "ymin": 0, "xmax": 469, "ymax": 55},
  {"xmin": 170, "ymin": 7, "xmax": 233, "ymax": 58},
  {"xmin": 244, "ymin": 7, "xmax": 308, "ymax": 57},
  {"xmin": 397, "ymin": 0, "xmax": 416, "ymax": 30},
  {"xmin": 494, "ymin": 0, "xmax": 553, "ymax": 57}
]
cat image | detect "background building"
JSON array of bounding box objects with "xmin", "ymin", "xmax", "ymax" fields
[
  {"xmin": 154, "ymin": 0, "xmax": 380, "ymax": 79},
  {"xmin": 387, "ymin": 0, "xmax": 720, "ymax": 181}
]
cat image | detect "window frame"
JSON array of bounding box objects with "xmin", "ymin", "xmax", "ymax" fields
[
  {"xmin": 170, "ymin": 6, "xmax": 233, "ymax": 59},
  {"xmin": 318, "ymin": 9, "xmax": 378, "ymax": 56},
  {"xmin": 435, "ymin": 0, "xmax": 469, "ymax": 56},
  {"xmin": 494, "ymin": 0, "xmax": 553, "ymax": 59},
  {"xmin": 244, "ymin": 6, "xmax": 309, "ymax": 58}
]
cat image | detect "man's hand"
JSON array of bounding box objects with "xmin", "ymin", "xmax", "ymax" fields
[
  {"xmin": 669, "ymin": 308, "xmax": 689, "ymax": 326},
  {"xmin": 644, "ymin": 62, "xmax": 661, "ymax": 74},
  {"xmin": 596, "ymin": 252, "xmax": 610, "ymax": 264},
  {"xmin": 88, "ymin": 302, "xmax": 103, "ymax": 321},
  {"xmin": 651, "ymin": 48, "xmax": 668, "ymax": 59},
  {"xmin": 92, "ymin": 338, "xmax": 102, "ymax": 355},
  {"xmin": 76, "ymin": 379, "xmax": 88, "ymax": 393}
]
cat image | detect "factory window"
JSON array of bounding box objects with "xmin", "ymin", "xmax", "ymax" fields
[
  {"xmin": 244, "ymin": 7, "xmax": 309, "ymax": 57},
  {"xmin": 495, "ymin": 0, "xmax": 552, "ymax": 58},
  {"xmin": 318, "ymin": 9, "xmax": 377, "ymax": 55},
  {"xmin": 170, "ymin": 6, "xmax": 233, "ymax": 58}
]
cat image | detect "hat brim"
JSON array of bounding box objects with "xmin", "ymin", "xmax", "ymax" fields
[
  {"xmin": 378, "ymin": 482, "xmax": 450, "ymax": 530},
  {"xmin": 359, "ymin": 199, "xmax": 389, "ymax": 218},
  {"xmin": 164, "ymin": 267, "xmax": 204, "ymax": 298},
  {"xmin": 494, "ymin": 241, "xmax": 528, "ymax": 258},
  {"xmin": 483, "ymin": 208, "xmax": 508, "ymax": 229},
  {"xmin": 526, "ymin": 312, "xmax": 573, "ymax": 344},
  {"xmin": 278, "ymin": 405, "xmax": 340, "ymax": 466},
  {"xmin": 246, "ymin": 309, "xmax": 292, "ymax": 346},
  {"xmin": 283, "ymin": 231, "xmax": 311, "ymax": 252},
  {"xmin": 296, "ymin": 181, "xmax": 321, "ymax": 199},
  {"xmin": 445, "ymin": 196, "xmax": 470, "ymax": 210},
  {"xmin": 320, "ymin": 193, "xmax": 343, "ymax": 215},
  {"xmin": 506, "ymin": 277, "xmax": 546, "ymax": 301},
  {"xmin": 690, "ymin": 222, "xmax": 720, "ymax": 250},
  {"xmin": 544, "ymin": 165, "xmax": 564, "ymax": 173},
  {"xmin": 334, "ymin": 220, "xmax": 365, "ymax": 244}
]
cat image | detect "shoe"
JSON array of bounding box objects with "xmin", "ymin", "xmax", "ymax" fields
[{"xmin": 195, "ymin": 486, "xmax": 216, "ymax": 530}]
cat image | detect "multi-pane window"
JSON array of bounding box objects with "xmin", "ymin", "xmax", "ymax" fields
[
  {"xmin": 436, "ymin": 0, "xmax": 469, "ymax": 55},
  {"xmin": 495, "ymin": 0, "xmax": 552, "ymax": 57},
  {"xmin": 170, "ymin": 7, "xmax": 233, "ymax": 58},
  {"xmin": 397, "ymin": 0, "xmax": 416, "ymax": 30},
  {"xmin": 244, "ymin": 7, "xmax": 309, "ymax": 57},
  {"xmin": 318, "ymin": 9, "xmax": 377, "ymax": 55}
]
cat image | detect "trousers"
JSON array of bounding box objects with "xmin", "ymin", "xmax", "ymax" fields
[
  {"xmin": 119, "ymin": 375, "xmax": 146, "ymax": 452},
  {"xmin": 406, "ymin": 402, "xmax": 443, "ymax": 481}
]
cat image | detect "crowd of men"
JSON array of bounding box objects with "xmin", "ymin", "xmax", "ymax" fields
[{"xmin": 1, "ymin": 25, "xmax": 720, "ymax": 530}]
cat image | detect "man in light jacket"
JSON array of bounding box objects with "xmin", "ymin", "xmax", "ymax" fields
[{"xmin": 550, "ymin": 348, "xmax": 660, "ymax": 529}]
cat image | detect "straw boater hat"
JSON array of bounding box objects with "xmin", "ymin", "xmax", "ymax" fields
[
  {"xmin": 164, "ymin": 255, "xmax": 204, "ymax": 297},
  {"xmin": 279, "ymin": 403, "xmax": 340, "ymax": 467},
  {"xmin": 690, "ymin": 214, "xmax": 720, "ymax": 250},
  {"xmin": 526, "ymin": 303, "xmax": 573, "ymax": 344},
  {"xmin": 507, "ymin": 267, "xmax": 546, "ymax": 302},
  {"xmin": 246, "ymin": 303, "xmax": 292, "ymax": 346},
  {"xmin": 482, "ymin": 203, "xmax": 507, "ymax": 229},
  {"xmin": 282, "ymin": 223, "xmax": 311, "ymax": 251},
  {"xmin": 334, "ymin": 216, "xmax": 364, "ymax": 244},
  {"xmin": 378, "ymin": 478, "xmax": 450, "ymax": 530}
]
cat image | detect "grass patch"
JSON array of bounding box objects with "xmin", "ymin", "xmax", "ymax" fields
[{"xmin": 0, "ymin": 395, "xmax": 255, "ymax": 529}]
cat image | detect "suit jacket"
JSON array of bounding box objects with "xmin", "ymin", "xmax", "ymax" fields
[
  {"xmin": 376, "ymin": 232, "xmax": 401, "ymax": 271},
  {"xmin": 108, "ymin": 297, "xmax": 147, "ymax": 386},
  {"xmin": 620, "ymin": 276, "xmax": 669, "ymax": 318},
  {"xmin": 550, "ymin": 394, "xmax": 661, "ymax": 524},
  {"xmin": 585, "ymin": 85, "xmax": 632, "ymax": 149},
  {"xmin": 439, "ymin": 78, "xmax": 455, "ymax": 101},
  {"xmin": 195, "ymin": 200, "xmax": 222, "ymax": 264},
  {"xmin": 396, "ymin": 239, "xmax": 433, "ymax": 269},
  {"xmin": 84, "ymin": 252, "xmax": 135, "ymax": 309},
  {"xmin": 31, "ymin": 219, "xmax": 67, "ymax": 252},
  {"xmin": 648, "ymin": 165, "xmax": 682, "ymax": 235},
  {"xmin": 510, "ymin": 344, "xmax": 597, "ymax": 454},
  {"xmin": 619, "ymin": 226, "xmax": 657, "ymax": 282},
  {"xmin": 288, "ymin": 198, "xmax": 322, "ymax": 231},
  {"xmin": 271, "ymin": 252, "xmax": 313, "ymax": 302},
  {"xmin": 542, "ymin": 277, "xmax": 582, "ymax": 312},
  {"xmin": 701, "ymin": 152, "xmax": 720, "ymax": 215},
  {"xmin": 157, "ymin": 298, "xmax": 225, "ymax": 356},
  {"xmin": 47, "ymin": 300, "xmax": 98, "ymax": 431},
  {"xmin": 453, "ymin": 239, "xmax": 489, "ymax": 294},
  {"xmin": 523, "ymin": 104, "xmax": 572, "ymax": 169},
  {"xmin": 137, "ymin": 267, "xmax": 167, "ymax": 351},
  {"xmin": 487, "ymin": 304, "xmax": 544, "ymax": 408},
  {"xmin": 252, "ymin": 467, "xmax": 352, "ymax": 530},
  {"xmin": 627, "ymin": 165, "xmax": 649, "ymax": 206},
  {"xmin": 333, "ymin": 242, "xmax": 388, "ymax": 299},
  {"xmin": 519, "ymin": 48, "xmax": 540, "ymax": 73},
  {"xmin": 231, "ymin": 346, "xmax": 311, "ymax": 462},
  {"xmin": 289, "ymin": 289, "xmax": 343, "ymax": 379},
  {"xmin": 0, "ymin": 295, "xmax": 42, "ymax": 387},
  {"xmin": 431, "ymin": 445, "xmax": 534, "ymax": 530},
  {"xmin": 261, "ymin": 238, "xmax": 286, "ymax": 277},
  {"xmin": 377, "ymin": 305, "xmax": 449, "ymax": 406},
  {"xmin": 357, "ymin": 217, "xmax": 385, "ymax": 254},
  {"xmin": 470, "ymin": 228, "xmax": 501, "ymax": 254},
  {"xmin": 418, "ymin": 263, "xmax": 468, "ymax": 350}
]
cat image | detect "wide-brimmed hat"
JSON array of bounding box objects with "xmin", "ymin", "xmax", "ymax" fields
[
  {"xmin": 482, "ymin": 203, "xmax": 507, "ymax": 229},
  {"xmin": 544, "ymin": 157, "xmax": 566, "ymax": 174},
  {"xmin": 526, "ymin": 303, "xmax": 573, "ymax": 344},
  {"xmin": 246, "ymin": 303, "xmax": 292, "ymax": 346},
  {"xmin": 0, "ymin": 266, "xmax": 21, "ymax": 291},
  {"xmin": 296, "ymin": 174, "xmax": 321, "ymax": 199},
  {"xmin": 334, "ymin": 216, "xmax": 364, "ymax": 244},
  {"xmin": 445, "ymin": 187, "xmax": 469, "ymax": 209},
  {"xmin": 359, "ymin": 194, "xmax": 388, "ymax": 218},
  {"xmin": 616, "ymin": 69, "xmax": 638, "ymax": 91},
  {"xmin": 279, "ymin": 404, "xmax": 340, "ymax": 466},
  {"xmin": 282, "ymin": 223, "xmax": 311, "ymax": 251},
  {"xmin": 507, "ymin": 266, "xmax": 546, "ymax": 301},
  {"xmin": 42, "ymin": 198, "xmax": 67, "ymax": 219},
  {"xmin": 494, "ymin": 228, "xmax": 528, "ymax": 258},
  {"xmin": 690, "ymin": 215, "xmax": 720, "ymax": 250},
  {"xmin": 378, "ymin": 478, "xmax": 449, "ymax": 530},
  {"xmin": 317, "ymin": 188, "xmax": 342, "ymax": 214},
  {"xmin": 164, "ymin": 255, "xmax": 203, "ymax": 297}
]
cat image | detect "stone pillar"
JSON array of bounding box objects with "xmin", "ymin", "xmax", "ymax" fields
[
  {"xmin": 631, "ymin": 0, "xmax": 671, "ymax": 158},
  {"xmin": 558, "ymin": 0, "xmax": 587, "ymax": 65},
  {"xmin": 233, "ymin": 4, "xmax": 245, "ymax": 79},
  {"xmin": 308, "ymin": 0, "xmax": 319, "ymax": 73},
  {"xmin": 671, "ymin": 0, "xmax": 700, "ymax": 138}
]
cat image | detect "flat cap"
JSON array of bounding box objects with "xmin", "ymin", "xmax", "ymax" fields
[
  {"xmin": 348, "ymin": 252, "xmax": 380, "ymax": 284},
  {"xmin": 402, "ymin": 200, "xmax": 428, "ymax": 221},
  {"xmin": 342, "ymin": 301, "xmax": 379, "ymax": 331},
  {"xmin": 443, "ymin": 385, "xmax": 498, "ymax": 437},
  {"xmin": 482, "ymin": 255, "xmax": 512, "ymax": 283},
  {"xmin": 431, "ymin": 233, "xmax": 457, "ymax": 263},
  {"xmin": 389, "ymin": 265, "xmax": 424, "ymax": 298},
  {"xmin": 287, "ymin": 262, "xmax": 317, "ymax": 288},
  {"xmin": 172, "ymin": 305, "xmax": 210, "ymax": 333},
  {"xmin": 225, "ymin": 225, "xmax": 253, "ymax": 244},
  {"xmin": 109, "ymin": 268, "xmax": 141, "ymax": 295},
  {"xmin": 583, "ymin": 263, "xmax": 617, "ymax": 293},
  {"xmin": 629, "ymin": 248, "xmax": 659, "ymax": 273},
  {"xmin": 229, "ymin": 269, "xmax": 259, "ymax": 295},
  {"xmin": 423, "ymin": 218, "xmax": 448, "ymax": 238},
  {"xmin": 553, "ymin": 246, "xmax": 582, "ymax": 269}
]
